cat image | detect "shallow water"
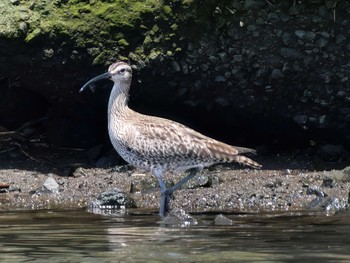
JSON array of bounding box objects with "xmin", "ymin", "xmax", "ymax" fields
[{"xmin": 0, "ymin": 209, "xmax": 350, "ymax": 262}]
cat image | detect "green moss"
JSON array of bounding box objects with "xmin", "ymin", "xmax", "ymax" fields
[
  {"xmin": 92, "ymin": 51, "xmax": 107, "ymax": 65},
  {"xmin": 25, "ymin": 28, "xmax": 41, "ymax": 42},
  {"xmin": 118, "ymin": 38, "xmax": 129, "ymax": 46},
  {"xmin": 143, "ymin": 35, "xmax": 153, "ymax": 48},
  {"xmin": 170, "ymin": 23, "xmax": 178, "ymax": 31},
  {"xmin": 2, "ymin": 0, "xmax": 195, "ymax": 65},
  {"xmin": 162, "ymin": 5, "xmax": 172, "ymax": 15}
]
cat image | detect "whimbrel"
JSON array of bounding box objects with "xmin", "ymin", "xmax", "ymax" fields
[{"xmin": 80, "ymin": 61, "xmax": 261, "ymax": 217}]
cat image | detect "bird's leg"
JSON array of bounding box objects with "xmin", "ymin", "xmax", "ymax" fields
[
  {"xmin": 157, "ymin": 177, "xmax": 170, "ymax": 217},
  {"xmin": 153, "ymin": 168, "xmax": 170, "ymax": 217},
  {"xmin": 155, "ymin": 168, "xmax": 200, "ymax": 217},
  {"xmin": 166, "ymin": 167, "xmax": 200, "ymax": 198}
]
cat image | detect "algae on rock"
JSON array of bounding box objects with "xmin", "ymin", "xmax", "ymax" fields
[{"xmin": 1, "ymin": 0, "xmax": 189, "ymax": 65}]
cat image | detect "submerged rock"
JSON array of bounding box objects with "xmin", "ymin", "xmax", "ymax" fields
[
  {"xmin": 88, "ymin": 188, "xmax": 135, "ymax": 210},
  {"xmin": 214, "ymin": 214, "xmax": 233, "ymax": 225},
  {"xmin": 161, "ymin": 208, "xmax": 198, "ymax": 227}
]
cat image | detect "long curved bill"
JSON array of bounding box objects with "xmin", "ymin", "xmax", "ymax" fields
[{"xmin": 79, "ymin": 72, "xmax": 111, "ymax": 93}]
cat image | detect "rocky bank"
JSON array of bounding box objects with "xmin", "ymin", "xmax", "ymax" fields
[{"xmin": 0, "ymin": 0, "xmax": 350, "ymax": 214}]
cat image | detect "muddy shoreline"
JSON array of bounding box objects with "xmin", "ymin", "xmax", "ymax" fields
[{"xmin": 0, "ymin": 147, "xmax": 349, "ymax": 216}]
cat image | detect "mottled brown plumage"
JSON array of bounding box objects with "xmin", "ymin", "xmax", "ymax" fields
[{"xmin": 80, "ymin": 61, "xmax": 261, "ymax": 217}]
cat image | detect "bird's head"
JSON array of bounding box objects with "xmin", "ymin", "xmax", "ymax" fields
[{"xmin": 80, "ymin": 61, "xmax": 132, "ymax": 93}]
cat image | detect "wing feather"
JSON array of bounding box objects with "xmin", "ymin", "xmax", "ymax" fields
[{"xmin": 118, "ymin": 112, "xmax": 260, "ymax": 168}]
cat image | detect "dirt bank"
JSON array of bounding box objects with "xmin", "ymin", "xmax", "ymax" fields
[{"xmin": 0, "ymin": 147, "xmax": 349, "ymax": 215}]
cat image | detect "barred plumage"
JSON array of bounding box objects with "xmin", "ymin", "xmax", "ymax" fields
[{"xmin": 80, "ymin": 61, "xmax": 261, "ymax": 217}]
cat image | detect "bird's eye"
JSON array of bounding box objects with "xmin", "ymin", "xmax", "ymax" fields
[{"xmin": 119, "ymin": 68, "xmax": 126, "ymax": 73}]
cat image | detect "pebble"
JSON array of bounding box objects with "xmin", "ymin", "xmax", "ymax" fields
[
  {"xmin": 233, "ymin": 54, "xmax": 243, "ymax": 62},
  {"xmin": 280, "ymin": 48, "xmax": 302, "ymax": 59},
  {"xmin": 43, "ymin": 177, "xmax": 59, "ymax": 193},
  {"xmin": 295, "ymin": 30, "xmax": 306, "ymax": 39},
  {"xmin": 271, "ymin": 69, "xmax": 284, "ymax": 79},
  {"xmin": 215, "ymin": 75, "xmax": 226, "ymax": 82},
  {"xmin": 218, "ymin": 52, "xmax": 228, "ymax": 62},
  {"xmin": 214, "ymin": 214, "xmax": 233, "ymax": 225},
  {"xmin": 209, "ymin": 55, "xmax": 218, "ymax": 64},
  {"xmin": 316, "ymin": 38, "xmax": 328, "ymax": 48},
  {"xmin": 336, "ymin": 34, "xmax": 346, "ymax": 44},
  {"xmin": 293, "ymin": 115, "xmax": 308, "ymax": 125},
  {"xmin": 171, "ymin": 61, "xmax": 181, "ymax": 72}
]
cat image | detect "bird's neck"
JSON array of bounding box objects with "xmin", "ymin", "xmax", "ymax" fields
[{"xmin": 108, "ymin": 81, "xmax": 131, "ymax": 118}]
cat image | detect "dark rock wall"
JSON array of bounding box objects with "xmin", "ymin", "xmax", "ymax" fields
[{"xmin": 1, "ymin": 0, "xmax": 350, "ymax": 155}]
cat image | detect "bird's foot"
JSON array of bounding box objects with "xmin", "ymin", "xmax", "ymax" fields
[{"xmin": 160, "ymin": 208, "xmax": 198, "ymax": 226}]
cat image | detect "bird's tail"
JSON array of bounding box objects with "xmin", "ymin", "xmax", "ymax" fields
[
  {"xmin": 205, "ymin": 140, "xmax": 261, "ymax": 169},
  {"xmin": 229, "ymin": 155, "xmax": 262, "ymax": 169}
]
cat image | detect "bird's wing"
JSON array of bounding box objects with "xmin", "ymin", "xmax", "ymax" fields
[
  {"xmin": 120, "ymin": 113, "xmax": 259, "ymax": 168},
  {"xmin": 121, "ymin": 115, "xmax": 213, "ymax": 161}
]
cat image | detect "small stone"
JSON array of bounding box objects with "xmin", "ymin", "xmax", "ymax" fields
[
  {"xmin": 295, "ymin": 30, "xmax": 306, "ymax": 39},
  {"xmin": 224, "ymin": 71, "xmax": 231, "ymax": 79},
  {"xmin": 293, "ymin": 115, "xmax": 307, "ymax": 125},
  {"xmin": 271, "ymin": 69, "xmax": 284, "ymax": 79},
  {"xmin": 265, "ymin": 86, "xmax": 273, "ymax": 93},
  {"xmin": 43, "ymin": 48, "xmax": 54, "ymax": 59},
  {"xmin": 200, "ymin": 64, "xmax": 209, "ymax": 71},
  {"xmin": 337, "ymin": 91, "xmax": 346, "ymax": 97},
  {"xmin": 209, "ymin": 56, "xmax": 218, "ymax": 64},
  {"xmin": 171, "ymin": 61, "xmax": 181, "ymax": 72},
  {"xmin": 218, "ymin": 52, "xmax": 228, "ymax": 62},
  {"xmin": 281, "ymin": 32, "xmax": 292, "ymax": 45},
  {"xmin": 215, "ymin": 75, "xmax": 226, "ymax": 82},
  {"xmin": 308, "ymin": 117, "xmax": 318, "ymax": 125},
  {"xmin": 336, "ymin": 34, "xmax": 346, "ymax": 44},
  {"xmin": 233, "ymin": 54, "xmax": 243, "ymax": 62},
  {"xmin": 252, "ymin": 31, "xmax": 259, "ymax": 37},
  {"xmin": 181, "ymin": 62, "xmax": 189, "ymax": 74},
  {"xmin": 319, "ymin": 115, "xmax": 327, "ymax": 125},
  {"xmin": 228, "ymin": 48, "xmax": 235, "ymax": 55},
  {"xmin": 215, "ymin": 214, "xmax": 233, "ymax": 225},
  {"xmin": 267, "ymin": 12, "xmax": 279, "ymax": 22},
  {"xmin": 18, "ymin": 22, "xmax": 28, "ymax": 34},
  {"xmin": 323, "ymin": 197, "xmax": 342, "ymax": 214},
  {"xmin": 187, "ymin": 42, "xmax": 194, "ymax": 51},
  {"xmin": 247, "ymin": 24, "xmax": 256, "ymax": 31},
  {"xmin": 43, "ymin": 177, "xmax": 59, "ymax": 193},
  {"xmin": 316, "ymin": 38, "xmax": 328, "ymax": 48},
  {"xmin": 305, "ymin": 31, "xmax": 316, "ymax": 41},
  {"xmin": 280, "ymin": 48, "xmax": 302, "ymax": 59},
  {"xmin": 279, "ymin": 14, "xmax": 291, "ymax": 22},
  {"xmin": 320, "ymin": 31, "xmax": 330, "ymax": 38},
  {"xmin": 303, "ymin": 56, "xmax": 313, "ymax": 66},
  {"xmin": 306, "ymin": 186, "xmax": 325, "ymax": 197},
  {"xmin": 322, "ymin": 177, "xmax": 336, "ymax": 188}
]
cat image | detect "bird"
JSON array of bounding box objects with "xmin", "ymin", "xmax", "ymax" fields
[{"xmin": 80, "ymin": 61, "xmax": 261, "ymax": 217}]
